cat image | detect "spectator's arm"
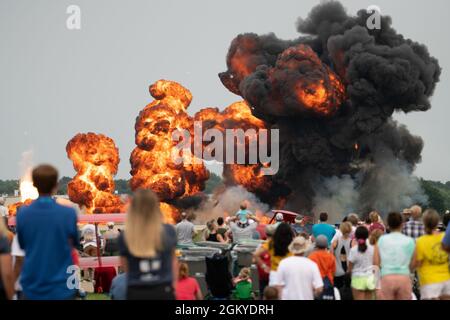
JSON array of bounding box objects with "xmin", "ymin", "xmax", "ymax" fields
[
  {"xmin": 314, "ymin": 286, "xmax": 324, "ymax": 297},
  {"xmin": 373, "ymin": 244, "xmax": 380, "ymax": 267},
  {"xmin": 172, "ymin": 251, "xmax": 178, "ymax": 291},
  {"xmin": 120, "ymin": 256, "xmax": 129, "ymax": 273},
  {"xmin": 347, "ymin": 261, "xmax": 353, "ymax": 275},
  {"xmin": 195, "ymin": 285, "xmax": 203, "ymax": 300},
  {"xmin": 216, "ymin": 233, "xmax": 226, "ymax": 243},
  {"xmin": 13, "ymin": 256, "xmax": 23, "ymax": 285},
  {"xmin": 410, "ymin": 248, "xmax": 418, "ymax": 272},
  {"xmin": 0, "ymin": 254, "xmax": 14, "ymax": 299},
  {"xmin": 254, "ymin": 246, "xmax": 270, "ymax": 274}
]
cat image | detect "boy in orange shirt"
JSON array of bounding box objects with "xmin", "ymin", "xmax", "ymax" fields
[{"xmin": 308, "ymin": 235, "xmax": 336, "ymax": 300}]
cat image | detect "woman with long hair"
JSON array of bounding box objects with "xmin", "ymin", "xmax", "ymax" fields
[
  {"xmin": 264, "ymin": 223, "xmax": 294, "ymax": 287},
  {"xmin": 0, "ymin": 217, "xmax": 13, "ymax": 300},
  {"xmin": 175, "ymin": 262, "xmax": 203, "ymax": 300},
  {"xmin": 119, "ymin": 189, "xmax": 178, "ymax": 300},
  {"xmin": 347, "ymin": 226, "xmax": 375, "ymax": 300},
  {"xmin": 205, "ymin": 220, "xmax": 225, "ymax": 243},
  {"xmin": 413, "ymin": 209, "xmax": 450, "ymax": 300},
  {"xmin": 332, "ymin": 221, "xmax": 352, "ymax": 290}
]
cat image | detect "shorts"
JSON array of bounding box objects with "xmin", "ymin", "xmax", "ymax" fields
[
  {"xmin": 420, "ymin": 280, "xmax": 450, "ymax": 299},
  {"xmin": 351, "ymin": 275, "xmax": 376, "ymax": 291}
]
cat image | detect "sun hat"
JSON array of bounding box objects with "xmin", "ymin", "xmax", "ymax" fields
[
  {"xmin": 275, "ymin": 212, "xmax": 284, "ymax": 222},
  {"xmin": 288, "ymin": 236, "xmax": 308, "ymax": 255}
]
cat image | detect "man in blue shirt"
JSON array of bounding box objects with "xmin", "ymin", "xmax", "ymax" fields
[
  {"xmin": 442, "ymin": 213, "xmax": 450, "ymax": 253},
  {"xmin": 312, "ymin": 212, "xmax": 336, "ymax": 246},
  {"xmin": 17, "ymin": 164, "xmax": 79, "ymax": 300}
]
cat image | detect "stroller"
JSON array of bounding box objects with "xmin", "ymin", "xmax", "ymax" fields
[{"xmin": 205, "ymin": 253, "xmax": 233, "ymax": 299}]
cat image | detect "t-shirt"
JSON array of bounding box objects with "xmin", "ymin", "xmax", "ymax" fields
[
  {"xmin": 262, "ymin": 240, "xmax": 292, "ymax": 271},
  {"xmin": 176, "ymin": 277, "xmax": 200, "ymax": 300},
  {"xmin": 17, "ymin": 197, "xmax": 79, "ymax": 300},
  {"xmin": 308, "ymin": 250, "xmax": 336, "ymax": 284},
  {"xmin": 276, "ymin": 256, "xmax": 324, "ymax": 300},
  {"xmin": 377, "ymin": 232, "xmax": 415, "ymax": 277},
  {"xmin": 118, "ymin": 224, "xmax": 177, "ymax": 287},
  {"xmin": 230, "ymin": 221, "xmax": 257, "ymax": 243},
  {"xmin": 312, "ymin": 223, "xmax": 336, "ymax": 246},
  {"xmin": 348, "ymin": 245, "xmax": 374, "ymax": 277},
  {"xmin": 416, "ymin": 233, "xmax": 450, "ymax": 286},
  {"xmin": 369, "ymin": 222, "xmax": 385, "ymax": 233},
  {"xmin": 236, "ymin": 209, "xmax": 252, "ymax": 223},
  {"xmin": 0, "ymin": 235, "xmax": 11, "ymax": 291},
  {"xmin": 175, "ymin": 220, "xmax": 195, "ymax": 245}
]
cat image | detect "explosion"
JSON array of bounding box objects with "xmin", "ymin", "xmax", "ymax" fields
[
  {"xmin": 8, "ymin": 168, "xmax": 39, "ymax": 216},
  {"xmin": 219, "ymin": 1, "xmax": 441, "ymax": 216},
  {"xmin": 66, "ymin": 132, "xmax": 125, "ymax": 214},
  {"xmin": 130, "ymin": 80, "xmax": 209, "ymax": 202}
]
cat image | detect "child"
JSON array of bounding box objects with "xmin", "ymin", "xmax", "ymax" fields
[{"xmin": 233, "ymin": 268, "xmax": 253, "ymax": 300}]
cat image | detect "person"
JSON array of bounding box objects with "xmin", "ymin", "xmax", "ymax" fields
[
  {"xmin": 0, "ymin": 217, "xmax": 13, "ymax": 300},
  {"xmin": 369, "ymin": 229, "xmax": 383, "ymax": 246},
  {"xmin": 235, "ymin": 202, "xmax": 252, "ymax": 224},
  {"xmin": 274, "ymin": 212, "xmax": 284, "ymax": 226},
  {"xmin": 292, "ymin": 214, "xmax": 313, "ymax": 235},
  {"xmin": 402, "ymin": 205, "xmax": 425, "ymax": 240},
  {"xmin": 401, "ymin": 208, "xmax": 412, "ymax": 223},
  {"xmin": 119, "ymin": 189, "xmax": 177, "ymax": 300},
  {"xmin": 255, "ymin": 224, "xmax": 275, "ymax": 298},
  {"xmin": 413, "ymin": 209, "xmax": 450, "ymax": 300},
  {"xmin": 263, "ymin": 286, "xmax": 279, "ymax": 300},
  {"xmin": 104, "ymin": 222, "xmax": 119, "ymax": 240},
  {"xmin": 331, "ymin": 222, "xmax": 352, "ymax": 289},
  {"xmin": 110, "ymin": 272, "xmax": 127, "ymax": 300},
  {"xmin": 228, "ymin": 215, "xmax": 259, "ymax": 244},
  {"xmin": 233, "ymin": 267, "xmax": 253, "ymax": 300},
  {"xmin": 374, "ymin": 212, "xmax": 415, "ymax": 300},
  {"xmin": 16, "ymin": 165, "xmax": 79, "ymax": 300},
  {"xmin": 81, "ymin": 224, "xmax": 101, "ymax": 257},
  {"xmin": 175, "ymin": 212, "xmax": 195, "ymax": 245},
  {"xmin": 11, "ymin": 234, "xmax": 25, "ymax": 299},
  {"xmin": 443, "ymin": 215, "xmax": 450, "ymax": 253},
  {"xmin": 276, "ymin": 236, "xmax": 324, "ymax": 300},
  {"xmin": 312, "ymin": 212, "xmax": 336, "ymax": 246},
  {"xmin": 175, "ymin": 262, "xmax": 202, "ymax": 300},
  {"xmin": 217, "ymin": 217, "xmax": 228, "ymax": 241},
  {"xmin": 308, "ymin": 235, "xmax": 336, "ymax": 300},
  {"xmin": 368, "ymin": 211, "xmax": 385, "ymax": 233},
  {"xmin": 0, "ymin": 197, "xmax": 7, "ymax": 226},
  {"xmin": 260, "ymin": 223, "xmax": 293, "ymax": 287},
  {"xmin": 348, "ymin": 226, "xmax": 375, "ymax": 300},
  {"xmin": 346, "ymin": 213, "xmax": 359, "ymax": 236},
  {"xmin": 205, "ymin": 219, "xmax": 225, "ymax": 243}
]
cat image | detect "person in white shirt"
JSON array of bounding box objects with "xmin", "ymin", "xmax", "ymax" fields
[
  {"xmin": 0, "ymin": 197, "xmax": 8, "ymax": 226},
  {"xmin": 11, "ymin": 234, "xmax": 25, "ymax": 299},
  {"xmin": 275, "ymin": 236, "xmax": 324, "ymax": 300}
]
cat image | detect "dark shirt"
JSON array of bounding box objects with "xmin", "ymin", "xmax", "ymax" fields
[
  {"xmin": 17, "ymin": 196, "xmax": 79, "ymax": 300},
  {"xmin": 206, "ymin": 233, "xmax": 219, "ymax": 242},
  {"xmin": 0, "ymin": 235, "xmax": 11, "ymax": 292},
  {"xmin": 118, "ymin": 224, "xmax": 176, "ymax": 287}
]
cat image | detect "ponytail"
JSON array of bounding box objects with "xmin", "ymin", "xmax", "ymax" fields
[{"xmin": 355, "ymin": 226, "xmax": 369, "ymax": 253}]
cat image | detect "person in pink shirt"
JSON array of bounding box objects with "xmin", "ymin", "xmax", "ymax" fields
[{"xmin": 175, "ymin": 262, "xmax": 203, "ymax": 300}]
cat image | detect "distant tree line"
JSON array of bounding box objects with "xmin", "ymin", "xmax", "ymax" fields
[{"xmin": 1, "ymin": 175, "xmax": 448, "ymax": 213}]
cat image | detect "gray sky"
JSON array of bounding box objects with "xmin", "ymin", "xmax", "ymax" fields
[{"xmin": 0, "ymin": 0, "xmax": 449, "ymax": 182}]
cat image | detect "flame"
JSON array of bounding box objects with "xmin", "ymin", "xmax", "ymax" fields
[
  {"xmin": 7, "ymin": 170, "xmax": 39, "ymax": 216},
  {"xmin": 66, "ymin": 132, "xmax": 125, "ymax": 214},
  {"xmin": 280, "ymin": 45, "xmax": 345, "ymax": 116},
  {"xmin": 130, "ymin": 80, "xmax": 209, "ymax": 201},
  {"xmin": 194, "ymin": 101, "xmax": 274, "ymax": 196},
  {"xmin": 159, "ymin": 202, "xmax": 180, "ymax": 224}
]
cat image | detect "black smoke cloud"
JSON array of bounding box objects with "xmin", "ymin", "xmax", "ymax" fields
[{"xmin": 219, "ymin": 1, "xmax": 441, "ymax": 217}]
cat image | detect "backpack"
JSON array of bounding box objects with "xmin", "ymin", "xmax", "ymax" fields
[{"xmin": 316, "ymin": 276, "xmax": 335, "ymax": 300}]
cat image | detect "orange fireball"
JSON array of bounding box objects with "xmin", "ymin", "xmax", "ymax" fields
[
  {"xmin": 66, "ymin": 132, "xmax": 125, "ymax": 213},
  {"xmin": 130, "ymin": 80, "xmax": 209, "ymax": 201}
]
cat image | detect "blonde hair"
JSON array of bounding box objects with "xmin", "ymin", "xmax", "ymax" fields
[
  {"xmin": 239, "ymin": 267, "xmax": 251, "ymax": 280},
  {"xmin": 125, "ymin": 189, "xmax": 163, "ymax": 258},
  {"xmin": 369, "ymin": 211, "xmax": 380, "ymax": 223},
  {"xmin": 339, "ymin": 221, "xmax": 352, "ymax": 236},
  {"xmin": 178, "ymin": 262, "xmax": 189, "ymax": 280},
  {"xmin": 369, "ymin": 229, "xmax": 383, "ymax": 245}
]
